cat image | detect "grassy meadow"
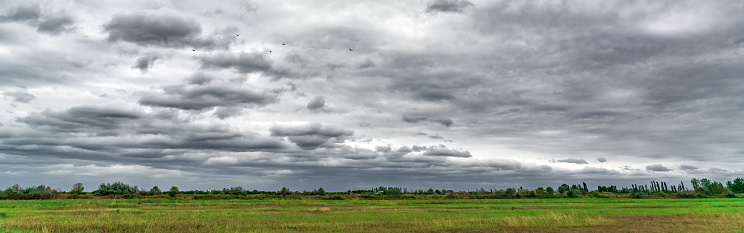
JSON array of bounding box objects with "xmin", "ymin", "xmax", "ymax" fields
[{"xmin": 1, "ymin": 198, "xmax": 743, "ymax": 232}]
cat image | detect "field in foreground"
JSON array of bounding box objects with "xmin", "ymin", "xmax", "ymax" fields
[{"xmin": 1, "ymin": 198, "xmax": 743, "ymax": 232}]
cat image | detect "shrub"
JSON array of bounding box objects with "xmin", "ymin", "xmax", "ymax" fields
[
  {"xmin": 71, "ymin": 183, "xmax": 84, "ymax": 195},
  {"xmin": 277, "ymin": 187, "xmax": 292, "ymax": 195},
  {"xmin": 148, "ymin": 186, "xmax": 162, "ymax": 196},
  {"xmin": 168, "ymin": 186, "xmax": 179, "ymax": 198},
  {"xmin": 676, "ymin": 191, "xmax": 695, "ymax": 198},
  {"xmin": 1, "ymin": 184, "xmax": 58, "ymax": 199},
  {"xmin": 93, "ymin": 182, "xmax": 138, "ymax": 196}
]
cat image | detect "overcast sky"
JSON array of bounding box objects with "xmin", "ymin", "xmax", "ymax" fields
[{"xmin": 1, "ymin": 0, "xmax": 743, "ymax": 192}]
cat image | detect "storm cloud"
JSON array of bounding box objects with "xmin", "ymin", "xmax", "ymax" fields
[
  {"xmin": 425, "ymin": 0, "xmax": 474, "ymax": 14},
  {"xmin": 3, "ymin": 91, "xmax": 35, "ymax": 103},
  {"xmin": 2, "ymin": 4, "xmax": 74, "ymax": 34},
  {"xmin": 131, "ymin": 54, "xmax": 161, "ymax": 73},
  {"xmin": 306, "ymin": 96, "xmax": 327, "ymax": 112},
  {"xmin": 646, "ymin": 164, "xmax": 673, "ymax": 172},
  {"xmin": 402, "ymin": 115, "xmax": 454, "ymax": 127},
  {"xmin": 1, "ymin": 0, "xmax": 742, "ymax": 191},
  {"xmin": 270, "ymin": 123, "xmax": 354, "ymax": 150},
  {"xmin": 139, "ymin": 84, "xmax": 278, "ymax": 110}
]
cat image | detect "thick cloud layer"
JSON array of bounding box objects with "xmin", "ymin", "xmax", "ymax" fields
[
  {"xmin": 0, "ymin": 0, "xmax": 742, "ymax": 191},
  {"xmin": 426, "ymin": 0, "xmax": 474, "ymax": 14},
  {"xmin": 139, "ymin": 83, "xmax": 279, "ymax": 110},
  {"xmin": 270, "ymin": 123, "xmax": 353, "ymax": 150},
  {"xmin": 2, "ymin": 4, "xmax": 74, "ymax": 34},
  {"xmin": 104, "ymin": 11, "xmax": 234, "ymax": 49}
]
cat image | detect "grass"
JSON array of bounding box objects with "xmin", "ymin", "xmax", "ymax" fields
[{"xmin": 0, "ymin": 198, "xmax": 743, "ymax": 232}]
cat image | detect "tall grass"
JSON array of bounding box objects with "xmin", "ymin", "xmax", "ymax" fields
[{"xmin": 1, "ymin": 198, "xmax": 742, "ymax": 232}]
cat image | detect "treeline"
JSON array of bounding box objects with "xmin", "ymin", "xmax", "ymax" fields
[{"xmin": 2, "ymin": 178, "xmax": 742, "ymax": 200}]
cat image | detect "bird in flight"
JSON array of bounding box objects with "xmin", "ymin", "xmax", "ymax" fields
[
  {"xmin": 349, "ymin": 48, "xmax": 353, "ymax": 51},
  {"xmin": 192, "ymin": 49, "xmax": 195, "ymax": 51},
  {"xmin": 269, "ymin": 50, "xmax": 272, "ymax": 53},
  {"xmin": 236, "ymin": 34, "xmax": 240, "ymax": 36},
  {"xmin": 282, "ymin": 43, "xmax": 285, "ymax": 45}
]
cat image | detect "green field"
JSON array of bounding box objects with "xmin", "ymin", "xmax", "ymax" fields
[{"xmin": 1, "ymin": 198, "xmax": 743, "ymax": 232}]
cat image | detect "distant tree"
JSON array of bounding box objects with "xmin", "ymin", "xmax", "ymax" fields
[
  {"xmin": 728, "ymin": 178, "xmax": 744, "ymax": 193},
  {"xmin": 505, "ymin": 188, "xmax": 516, "ymax": 194},
  {"xmin": 229, "ymin": 186, "xmax": 244, "ymax": 195},
  {"xmin": 92, "ymin": 182, "xmax": 138, "ymax": 196},
  {"xmin": 536, "ymin": 187, "xmax": 546, "ymax": 195},
  {"xmin": 71, "ymin": 183, "xmax": 84, "ymax": 195},
  {"xmin": 582, "ymin": 182, "xmax": 588, "ymax": 192},
  {"xmin": 546, "ymin": 187, "xmax": 554, "ymax": 194},
  {"xmin": 277, "ymin": 187, "xmax": 292, "ymax": 195},
  {"xmin": 690, "ymin": 178, "xmax": 700, "ymax": 190},
  {"xmin": 1, "ymin": 184, "xmax": 57, "ymax": 199},
  {"xmin": 386, "ymin": 187, "xmax": 403, "ymax": 195},
  {"xmin": 149, "ymin": 186, "xmax": 162, "ymax": 195},
  {"xmin": 706, "ymin": 181, "xmax": 727, "ymax": 195},
  {"xmin": 317, "ymin": 187, "xmax": 326, "ymax": 195},
  {"xmin": 168, "ymin": 186, "xmax": 179, "ymax": 198}
]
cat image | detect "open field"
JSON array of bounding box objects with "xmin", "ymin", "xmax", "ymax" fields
[{"xmin": 1, "ymin": 198, "xmax": 743, "ymax": 232}]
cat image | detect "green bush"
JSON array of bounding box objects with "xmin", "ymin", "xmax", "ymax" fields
[
  {"xmin": 93, "ymin": 182, "xmax": 138, "ymax": 196},
  {"xmin": 168, "ymin": 186, "xmax": 180, "ymax": 198},
  {"xmin": 676, "ymin": 191, "xmax": 695, "ymax": 198},
  {"xmin": 1, "ymin": 184, "xmax": 58, "ymax": 199}
]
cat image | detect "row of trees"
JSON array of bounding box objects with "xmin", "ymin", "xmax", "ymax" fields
[
  {"xmin": 2, "ymin": 178, "xmax": 742, "ymax": 200},
  {"xmin": 0, "ymin": 184, "xmax": 57, "ymax": 199}
]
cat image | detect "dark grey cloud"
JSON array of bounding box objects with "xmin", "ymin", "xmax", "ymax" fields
[
  {"xmin": 131, "ymin": 54, "xmax": 161, "ymax": 73},
  {"xmin": 414, "ymin": 89, "xmax": 455, "ymax": 102},
  {"xmin": 2, "ymin": 4, "xmax": 74, "ymax": 35},
  {"xmin": 3, "ymin": 91, "xmax": 35, "ymax": 103},
  {"xmin": 422, "ymin": 146, "xmax": 472, "ymax": 158},
  {"xmin": 396, "ymin": 146, "xmax": 413, "ymax": 153},
  {"xmin": 270, "ymin": 123, "xmax": 354, "ymax": 150},
  {"xmin": 646, "ymin": 164, "xmax": 672, "ymax": 172},
  {"xmin": 139, "ymin": 84, "xmax": 278, "ymax": 110},
  {"xmin": 425, "ymin": 0, "xmax": 474, "ymax": 14},
  {"xmin": 270, "ymin": 123, "xmax": 353, "ymax": 138},
  {"xmin": 415, "ymin": 132, "xmax": 444, "ymax": 140},
  {"xmin": 556, "ymin": 158, "xmax": 589, "ymax": 164},
  {"xmin": 37, "ymin": 16, "xmax": 74, "ymax": 34},
  {"xmin": 104, "ymin": 11, "xmax": 233, "ymax": 49},
  {"xmin": 356, "ymin": 58, "xmax": 375, "ymax": 69},
  {"xmin": 20, "ymin": 106, "xmax": 142, "ymax": 136},
  {"xmin": 3, "ymin": 4, "xmax": 41, "ymax": 22},
  {"xmin": 7, "ymin": 106, "xmax": 288, "ymax": 161},
  {"xmin": 199, "ymin": 52, "xmax": 294, "ymax": 79},
  {"xmin": 306, "ymin": 96, "xmax": 327, "ymax": 112},
  {"xmin": 679, "ymin": 165, "xmax": 698, "ymax": 171},
  {"xmin": 402, "ymin": 115, "xmax": 453, "ymax": 127},
  {"xmin": 375, "ymin": 146, "xmax": 391, "ymax": 152},
  {"xmin": 212, "ymin": 107, "xmax": 242, "ymax": 119},
  {"xmin": 185, "ymin": 73, "xmax": 214, "ymax": 85},
  {"xmin": 104, "ymin": 11, "xmax": 201, "ymax": 47},
  {"xmin": 597, "ymin": 157, "xmax": 607, "ymax": 163}
]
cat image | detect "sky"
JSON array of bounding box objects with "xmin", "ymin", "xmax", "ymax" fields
[{"xmin": 1, "ymin": 0, "xmax": 743, "ymax": 192}]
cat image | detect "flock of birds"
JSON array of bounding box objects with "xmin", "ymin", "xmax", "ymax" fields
[{"xmin": 190, "ymin": 34, "xmax": 354, "ymax": 52}]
